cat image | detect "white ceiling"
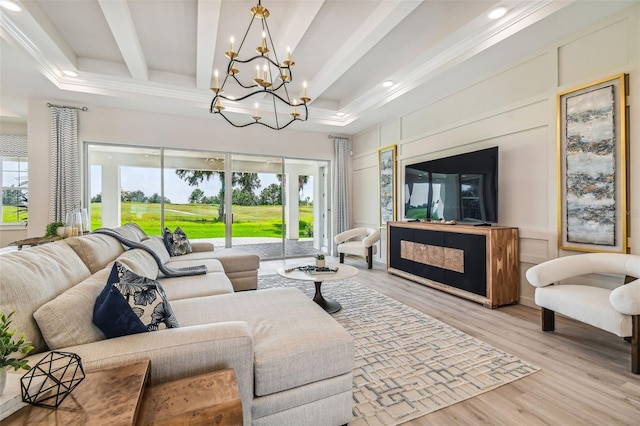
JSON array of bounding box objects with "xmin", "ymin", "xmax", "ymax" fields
[{"xmin": 0, "ymin": 0, "xmax": 637, "ymax": 134}]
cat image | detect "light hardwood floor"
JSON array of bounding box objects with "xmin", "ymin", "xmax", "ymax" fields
[{"xmin": 260, "ymin": 257, "xmax": 640, "ymax": 425}]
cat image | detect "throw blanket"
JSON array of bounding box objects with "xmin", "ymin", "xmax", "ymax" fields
[{"xmin": 94, "ymin": 228, "xmax": 207, "ymax": 277}]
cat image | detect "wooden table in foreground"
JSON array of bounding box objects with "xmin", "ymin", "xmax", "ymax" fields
[
  {"xmin": 3, "ymin": 361, "xmax": 242, "ymax": 426},
  {"xmin": 3, "ymin": 360, "xmax": 150, "ymax": 426},
  {"xmin": 137, "ymin": 368, "xmax": 242, "ymax": 426}
]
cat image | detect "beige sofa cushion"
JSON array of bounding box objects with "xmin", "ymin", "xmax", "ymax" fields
[
  {"xmin": 0, "ymin": 242, "xmax": 92, "ymax": 353},
  {"xmin": 141, "ymin": 236, "xmax": 171, "ymax": 264},
  {"xmin": 158, "ymin": 272, "xmax": 234, "ymax": 301},
  {"xmin": 114, "ymin": 222, "xmax": 148, "ymax": 242},
  {"xmin": 116, "ymin": 248, "xmax": 159, "ymax": 279},
  {"xmin": 34, "ymin": 267, "xmax": 110, "ymax": 349},
  {"xmin": 65, "ymin": 233, "xmax": 125, "ymax": 273},
  {"xmin": 165, "ymin": 258, "xmax": 224, "ymax": 274},
  {"xmin": 171, "ymin": 288, "xmax": 354, "ymax": 396}
]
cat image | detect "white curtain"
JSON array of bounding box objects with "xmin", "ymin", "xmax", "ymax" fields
[
  {"xmin": 49, "ymin": 107, "xmax": 81, "ymax": 222},
  {"xmin": 333, "ymin": 137, "xmax": 349, "ymax": 253}
]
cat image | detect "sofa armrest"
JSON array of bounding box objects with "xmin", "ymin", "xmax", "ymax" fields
[
  {"xmin": 26, "ymin": 322, "xmax": 254, "ymax": 422},
  {"xmin": 610, "ymin": 279, "xmax": 640, "ymax": 315},
  {"xmin": 526, "ymin": 254, "xmax": 640, "ymax": 288},
  {"xmin": 362, "ymin": 229, "xmax": 381, "ymax": 248},
  {"xmin": 191, "ymin": 241, "xmax": 215, "ymax": 252},
  {"xmin": 334, "ymin": 228, "xmax": 365, "ymax": 244}
]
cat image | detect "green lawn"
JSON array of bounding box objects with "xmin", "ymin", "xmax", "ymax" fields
[{"xmin": 91, "ymin": 202, "xmax": 313, "ymax": 238}]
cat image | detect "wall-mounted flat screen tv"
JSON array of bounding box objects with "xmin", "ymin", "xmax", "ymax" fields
[{"xmin": 404, "ymin": 146, "xmax": 498, "ymax": 224}]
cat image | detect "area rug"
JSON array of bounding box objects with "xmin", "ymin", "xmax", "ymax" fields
[{"xmin": 258, "ymin": 275, "xmax": 539, "ymax": 425}]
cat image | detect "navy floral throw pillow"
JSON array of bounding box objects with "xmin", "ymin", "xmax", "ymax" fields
[
  {"xmin": 94, "ymin": 262, "xmax": 179, "ymax": 338},
  {"xmin": 162, "ymin": 226, "xmax": 192, "ymax": 256}
]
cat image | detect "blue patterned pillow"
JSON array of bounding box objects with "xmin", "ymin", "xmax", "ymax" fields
[
  {"xmin": 162, "ymin": 227, "xmax": 192, "ymax": 256},
  {"xmin": 93, "ymin": 262, "xmax": 179, "ymax": 338}
]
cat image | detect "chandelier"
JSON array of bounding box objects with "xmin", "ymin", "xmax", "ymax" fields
[{"xmin": 209, "ymin": 1, "xmax": 310, "ymax": 130}]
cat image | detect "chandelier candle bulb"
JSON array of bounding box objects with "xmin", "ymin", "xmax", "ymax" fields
[
  {"xmin": 287, "ymin": 46, "xmax": 291, "ymax": 61},
  {"xmin": 261, "ymin": 31, "xmax": 266, "ymax": 48},
  {"xmin": 230, "ymin": 36, "xmax": 234, "ymax": 53},
  {"xmin": 214, "ymin": 69, "xmax": 219, "ymax": 88}
]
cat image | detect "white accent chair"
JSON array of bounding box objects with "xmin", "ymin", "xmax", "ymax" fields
[
  {"xmin": 334, "ymin": 227, "xmax": 381, "ymax": 269},
  {"xmin": 525, "ymin": 253, "xmax": 640, "ymax": 374}
]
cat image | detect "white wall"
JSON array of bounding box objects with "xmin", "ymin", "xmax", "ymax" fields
[
  {"xmin": 24, "ymin": 101, "xmax": 334, "ymax": 241},
  {"xmin": 351, "ymin": 5, "xmax": 640, "ymax": 307}
]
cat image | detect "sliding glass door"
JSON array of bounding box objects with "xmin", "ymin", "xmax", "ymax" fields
[
  {"xmin": 86, "ymin": 142, "xmax": 329, "ymax": 259},
  {"xmin": 87, "ymin": 144, "xmax": 162, "ymax": 232},
  {"xmin": 283, "ymin": 158, "xmax": 330, "ymax": 257},
  {"xmin": 163, "ymin": 149, "xmax": 225, "ymax": 244},
  {"xmin": 229, "ymin": 154, "xmax": 284, "ymax": 258}
]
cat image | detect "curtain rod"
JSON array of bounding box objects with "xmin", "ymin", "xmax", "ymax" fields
[
  {"xmin": 47, "ymin": 103, "xmax": 88, "ymax": 111},
  {"xmin": 327, "ymin": 135, "xmax": 350, "ymax": 139}
]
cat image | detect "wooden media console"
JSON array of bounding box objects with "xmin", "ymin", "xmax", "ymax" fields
[{"xmin": 387, "ymin": 221, "xmax": 519, "ymax": 308}]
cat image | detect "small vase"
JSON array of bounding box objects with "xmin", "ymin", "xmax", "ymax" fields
[
  {"xmin": 316, "ymin": 259, "xmax": 325, "ymax": 268},
  {"xmin": 56, "ymin": 227, "xmax": 66, "ymax": 238},
  {"xmin": 0, "ymin": 366, "xmax": 7, "ymax": 397}
]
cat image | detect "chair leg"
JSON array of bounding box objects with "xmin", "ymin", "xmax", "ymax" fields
[
  {"xmin": 632, "ymin": 315, "xmax": 639, "ymax": 374},
  {"xmin": 339, "ymin": 253, "xmax": 344, "ymax": 264},
  {"xmin": 541, "ymin": 307, "xmax": 555, "ymax": 332},
  {"xmin": 366, "ymin": 246, "xmax": 373, "ymax": 269}
]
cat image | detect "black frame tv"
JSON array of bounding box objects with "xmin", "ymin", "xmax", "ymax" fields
[{"xmin": 404, "ymin": 147, "xmax": 499, "ymax": 224}]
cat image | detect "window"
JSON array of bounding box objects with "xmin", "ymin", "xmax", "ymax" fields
[{"xmin": 0, "ymin": 135, "xmax": 28, "ymax": 225}]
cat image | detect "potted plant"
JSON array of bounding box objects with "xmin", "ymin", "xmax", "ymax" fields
[
  {"xmin": 44, "ymin": 221, "xmax": 65, "ymax": 238},
  {"xmin": 315, "ymin": 254, "xmax": 325, "ymax": 268},
  {"xmin": 0, "ymin": 311, "xmax": 34, "ymax": 396}
]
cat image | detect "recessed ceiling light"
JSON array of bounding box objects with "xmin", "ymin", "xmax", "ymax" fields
[
  {"xmin": 336, "ymin": 112, "xmax": 345, "ymax": 117},
  {"xmin": 0, "ymin": 1, "xmax": 21, "ymax": 12},
  {"xmin": 63, "ymin": 70, "xmax": 79, "ymax": 77},
  {"xmin": 382, "ymin": 80, "xmax": 394, "ymax": 88},
  {"xmin": 488, "ymin": 6, "xmax": 508, "ymax": 20}
]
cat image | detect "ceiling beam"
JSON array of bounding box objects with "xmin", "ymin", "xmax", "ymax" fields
[
  {"xmin": 308, "ymin": 0, "xmax": 423, "ymax": 103},
  {"xmin": 0, "ymin": 0, "xmax": 77, "ymax": 80},
  {"xmin": 272, "ymin": 0, "xmax": 325, "ymax": 59},
  {"xmin": 98, "ymin": 0, "xmax": 148, "ymax": 80},
  {"xmin": 196, "ymin": 0, "xmax": 222, "ymax": 90}
]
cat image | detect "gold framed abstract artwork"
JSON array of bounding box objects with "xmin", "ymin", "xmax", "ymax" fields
[
  {"xmin": 557, "ymin": 74, "xmax": 628, "ymax": 253},
  {"xmin": 378, "ymin": 144, "xmax": 396, "ymax": 227}
]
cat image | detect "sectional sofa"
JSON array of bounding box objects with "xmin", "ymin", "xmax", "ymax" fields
[{"xmin": 0, "ymin": 224, "xmax": 354, "ymax": 425}]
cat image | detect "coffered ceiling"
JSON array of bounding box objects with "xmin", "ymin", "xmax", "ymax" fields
[{"xmin": 0, "ymin": 1, "xmax": 636, "ymax": 134}]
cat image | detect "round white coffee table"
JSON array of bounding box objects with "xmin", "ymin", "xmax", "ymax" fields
[{"xmin": 277, "ymin": 264, "xmax": 358, "ymax": 313}]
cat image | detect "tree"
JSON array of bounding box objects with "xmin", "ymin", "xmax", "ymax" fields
[
  {"xmin": 237, "ymin": 173, "xmax": 261, "ymax": 194},
  {"xmin": 189, "ymin": 188, "xmax": 205, "ymax": 204},
  {"xmin": 91, "ymin": 193, "xmax": 102, "ymax": 203},
  {"xmin": 259, "ymin": 183, "xmax": 282, "ymax": 205},
  {"xmin": 121, "ymin": 190, "xmax": 147, "ymax": 202},
  {"xmin": 175, "ymin": 170, "xmax": 258, "ymax": 219},
  {"xmin": 148, "ymin": 193, "xmax": 171, "ymax": 204},
  {"xmin": 201, "ymin": 195, "xmax": 216, "ymax": 204},
  {"xmin": 232, "ymin": 188, "xmax": 257, "ymax": 206},
  {"xmin": 2, "ymin": 187, "xmax": 23, "ymax": 205}
]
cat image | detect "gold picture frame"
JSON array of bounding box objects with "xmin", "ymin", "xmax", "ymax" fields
[
  {"xmin": 378, "ymin": 144, "xmax": 397, "ymax": 227},
  {"xmin": 557, "ymin": 74, "xmax": 628, "ymax": 253}
]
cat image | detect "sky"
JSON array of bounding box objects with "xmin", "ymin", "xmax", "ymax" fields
[{"xmin": 91, "ymin": 166, "xmax": 312, "ymax": 204}]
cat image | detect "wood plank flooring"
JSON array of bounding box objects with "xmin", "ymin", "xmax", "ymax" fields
[{"xmin": 260, "ymin": 257, "xmax": 640, "ymax": 425}]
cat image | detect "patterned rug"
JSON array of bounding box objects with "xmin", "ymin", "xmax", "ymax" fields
[{"xmin": 258, "ymin": 275, "xmax": 539, "ymax": 425}]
